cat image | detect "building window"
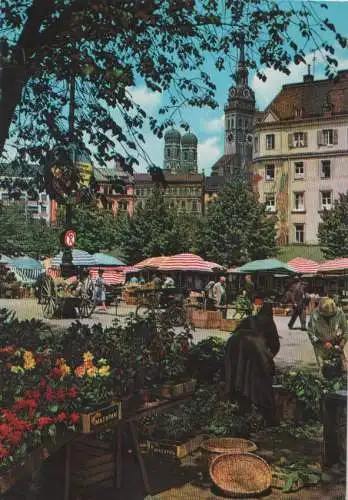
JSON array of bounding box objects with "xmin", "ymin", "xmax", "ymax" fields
[
  {"xmin": 254, "ymin": 136, "xmax": 259, "ymax": 153},
  {"xmin": 293, "ymin": 192, "xmax": 305, "ymax": 212},
  {"xmin": 192, "ymin": 200, "xmax": 198, "ymax": 212},
  {"xmin": 231, "ymin": 118, "xmax": 234, "ymax": 128},
  {"xmin": 238, "ymin": 118, "xmax": 242, "ymax": 127},
  {"xmin": 265, "ymin": 164, "xmax": 275, "ymax": 181},
  {"xmin": 184, "ymin": 151, "xmax": 188, "ymax": 161},
  {"xmin": 265, "ymin": 134, "xmax": 275, "ymax": 150},
  {"xmin": 294, "ymin": 162, "xmax": 304, "ymax": 179},
  {"xmin": 321, "ymin": 190, "xmax": 332, "ymax": 210},
  {"xmin": 318, "ymin": 129, "xmax": 337, "ymax": 146},
  {"xmin": 181, "ymin": 200, "xmax": 185, "ymax": 210},
  {"xmin": 293, "ymin": 132, "xmax": 306, "ymax": 147},
  {"xmin": 321, "ymin": 160, "xmax": 331, "ymax": 179},
  {"xmin": 265, "ymin": 194, "xmax": 276, "ymax": 212},
  {"xmin": 166, "ymin": 148, "xmax": 171, "ymax": 158},
  {"xmin": 294, "ymin": 223, "xmax": 304, "ymax": 243}
]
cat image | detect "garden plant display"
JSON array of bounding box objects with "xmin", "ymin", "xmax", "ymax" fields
[{"xmin": 0, "ymin": 308, "xmax": 195, "ymax": 473}]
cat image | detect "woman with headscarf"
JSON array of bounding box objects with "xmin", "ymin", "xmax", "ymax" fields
[
  {"xmin": 307, "ymin": 297, "xmax": 348, "ymax": 377},
  {"xmin": 224, "ymin": 302, "xmax": 280, "ymax": 425}
]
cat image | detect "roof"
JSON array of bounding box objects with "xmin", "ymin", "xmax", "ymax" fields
[
  {"xmin": 182, "ymin": 132, "xmax": 198, "ymax": 145},
  {"xmin": 134, "ymin": 172, "xmax": 203, "ymax": 184},
  {"xmin": 266, "ymin": 70, "xmax": 348, "ymax": 121},
  {"xmin": 278, "ymin": 245, "xmax": 325, "ymax": 263},
  {"xmin": 205, "ymin": 176, "xmax": 227, "ymax": 192},
  {"xmin": 164, "ymin": 128, "xmax": 181, "ymax": 141},
  {"xmin": 211, "ymin": 154, "xmax": 243, "ymax": 175}
]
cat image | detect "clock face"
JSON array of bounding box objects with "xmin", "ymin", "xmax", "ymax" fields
[{"xmin": 229, "ymin": 88, "xmax": 236, "ymax": 98}]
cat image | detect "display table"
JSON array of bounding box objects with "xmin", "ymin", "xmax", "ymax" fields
[{"xmin": 0, "ymin": 395, "xmax": 193, "ymax": 499}]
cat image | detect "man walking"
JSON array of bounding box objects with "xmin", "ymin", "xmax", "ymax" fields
[
  {"xmin": 213, "ymin": 276, "xmax": 227, "ymax": 319},
  {"xmin": 286, "ymin": 276, "xmax": 307, "ymax": 331}
]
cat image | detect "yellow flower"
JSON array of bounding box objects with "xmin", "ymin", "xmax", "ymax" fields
[
  {"xmin": 23, "ymin": 351, "xmax": 36, "ymax": 370},
  {"xmin": 98, "ymin": 365, "xmax": 110, "ymax": 377},
  {"xmin": 83, "ymin": 351, "xmax": 94, "ymax": 365},
  {"xmin": 56, "ymin": 358, "xmax": 71, "ymax": 376},
  {"xmin": 86, "ymin": 366, "xmax": 97, "ymax": 377},
  {"xmin": 11, "ymin": 365, "xmax": 25, "ymax": 374},
  {"xmin": 98, "ymin": 358, "xmax": 108, "ymax": 365}
]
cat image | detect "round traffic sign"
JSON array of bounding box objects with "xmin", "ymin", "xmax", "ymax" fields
[{"xmin": 63, "ymin": 229, "xmax": 76, "ymax": 248}]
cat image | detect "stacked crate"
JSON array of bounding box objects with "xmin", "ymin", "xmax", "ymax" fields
[{"xmin": 71, "ymin": 435, "xmax": 114, "ymax": 497}]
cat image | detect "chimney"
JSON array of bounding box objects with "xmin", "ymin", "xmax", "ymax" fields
[{"xmin": 303, "ymin": 64, "xmax": 314, "ymax": 83}]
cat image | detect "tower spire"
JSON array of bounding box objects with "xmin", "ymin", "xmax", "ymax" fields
[{"xmin": 235, "ymin": 39, "xmax": 248, "ymax": 87}]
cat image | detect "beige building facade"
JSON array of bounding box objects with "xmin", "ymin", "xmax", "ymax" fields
[{"xmin": 252, "ymin": 70, "xmax": 348, "ymax": 245}]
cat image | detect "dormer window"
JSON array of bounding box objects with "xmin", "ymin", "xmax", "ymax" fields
[{"xmin": 294, "ymin": 107, "xmax": 304, "ymax": 118}]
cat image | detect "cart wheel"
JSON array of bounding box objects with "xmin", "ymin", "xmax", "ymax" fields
[
  {"xmin": 40, "ymin": 275, "xmax": 58, "ymax": 319},
  {"xmin": 78, "ymin": 277, "xmax": 95, "ymax": 318}
]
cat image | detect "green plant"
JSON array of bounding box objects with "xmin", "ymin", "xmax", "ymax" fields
[
  {"xmin": 271, "ymin": 458, "xmax": 322, "ymax": 493},
  {"xmin": 187, "ymin": 337, "xmax": 226, "ymax": 383}
]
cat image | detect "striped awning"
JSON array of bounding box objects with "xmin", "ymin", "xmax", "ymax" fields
[
  {"xmin": 158, "ymin": 253, "xmax": 214, "ymax": 272},
  {"xmin": 135, "ymin": 256, "xmax": 169, "ymax": 269},
  {"xmin": 89, "ymin": 266, "xmax": 139, "ymax": 285},
  {"xmin": 318, "ymin": 258, "xmax": 348, "ymax": 273},
  {"xmin": 52, "ymin": 249, "xmax": 96, "ymax": 267},
  {"xmin": 205, "ymin": 261, "xmax": 226, "ymax": 271},
  {"xmin": 288, "ymin": 258, "xmax": 320, "ymax": 275}
]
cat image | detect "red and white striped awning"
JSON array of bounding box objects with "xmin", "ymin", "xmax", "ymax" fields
[
  {"xmin": 318, "ymin": 258, "xmax": 348, "ymax": 273},
  {"xmin": 158, "ymin": 253, "xmax": 215, "ymax": 272},
  {"xmin": 288, "ymin": 258, "xmax": 320, "ymax": 274},
  {"xmin": 89, "ymin": 267, "xmax": 125, "ymax": 285},
  {"xmin": 135, "ymin": 256, "xmax": 169, "ymax": 269},
  {"xmin": 205, "ymin": 261, "xmax": 226, "ymax": 271}
]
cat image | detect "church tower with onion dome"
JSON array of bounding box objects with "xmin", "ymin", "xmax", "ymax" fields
[
  {"xmin": 211, "ymin": 42, "xmax": 256, "ymax": 177},
  {"xmin": 181, "ymin": 131, "xmax": 198, "ymax": 173},
  {"xmin": 163, "ymin": 128, "xmax": 182, "ymax": 173}
]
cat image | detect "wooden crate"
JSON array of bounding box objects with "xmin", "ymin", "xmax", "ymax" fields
[
  {"xmin": 71, "ymin": 435, "xmax": 114, "ymax": 494},
  {"xmin": 143, "ymin": 434, "xmax": 206, "ymax": 460},
  {"xmin": 220, "ymin": 318, "xmax": 239, "ymax": 332},
  {"xmin": 159, "ymin": 379, "xmax": 196, "ymax": 399},
  {"xmin": 189, "ymin": 310, "xmax": 221, "ymax": 329},
  {"xmin": 273, "ymin": 385, "xmax": 302, "ymax": 422},
  {"xmin": 81, "ymin": 401, "xmax": 122, "ymax": 434}
]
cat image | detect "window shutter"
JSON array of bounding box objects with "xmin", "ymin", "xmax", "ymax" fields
[
  {"xmin": 333, "ymin": 129, "xmax": 338, "ymax": 144},
  {"xmin": 317, "ymin": 130, "xmax": 323, "ymax": 146},
  {"xmin": 288, "ymin": 133, "xmax": 293, "ymax": 149},
  {"xmin": 303, "ymin": 132, "xmax": 308, "ymax": 147}
]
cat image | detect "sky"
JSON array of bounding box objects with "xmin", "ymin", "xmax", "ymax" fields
[{"xmin": 130, "ymin": 1, "xmax": 348, "ymax": 175}]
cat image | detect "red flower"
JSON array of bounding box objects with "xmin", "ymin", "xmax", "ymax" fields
[
  {"xmin": 67, "ymin": 387, "xmax": 77, "ymax": 399},
  {"xmin": 51, "ymin": 367, "xmax": 63, "ymax": 379},
  {"xmin": 39, "ymin": 377, "xmax": 47, "ymax": 389},
  {"xmin": 0, "ymin": 444, "xmax": 9, "ymax": 459},
  {"xmin": 55, "ymin": 388, "xmax": 65, "ymax": 401},
  {"xmin": 69, "ymin": 412, "xmax": 80, "ymax": 425},
  {"xmin": 37, "ymin": 417, "xmax": 53, "ymax": 429},
  {"xmin": 56, "ymin": 412, "xmax": 67, "ymax": 423},
  {"xmin": 45, "ymin": 387, "xmax": 54, "ymax": 401},
  {"xmin": 25, "ymin": 389, "xmax": 41, "ymax": 402},
  {"xmin": 6, "ymin": 430, "xmax": 23, "ymax": 446},
  {"xmin": 0, "ymin": 346, "xmax": 15, "ymax": 354}
]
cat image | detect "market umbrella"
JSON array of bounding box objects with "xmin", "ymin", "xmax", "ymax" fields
[
  {"xmin": 238, "ymin": 258, "xmax": 296, "ymax": 275},
  {"xmin": 318, "ymin": 258, "xmax": 348, "ymax": 274},
  {"xmin": 288, "ymin": 258, "xmax": 319, "ymax": 275},
  {"xmin": 135, "ymin": 256, "xmax": 170, "ymax": 269},
  {"xmin": 158, "ymin": 253, "xmax": 215, "ymax": 272},
  {"xmin": 0, "ymin": 254, "xmax": 12, "ymax": 265},
  {"xmin": 10, "ymin": 256, "xmax": 44, "ymax": 283},
  {"xmin": 89, "ymin": 265, "xmax": 140, "ymax": 285},
  {"xmin": 92, "ymin": 253, "xmax": 126, "ymax": 266},
  {"xmin": 205, "ymin": 261, "xmax": 227, "ymax": 271},
  {"xmin": 51, "ymin": 249, "xmax": 96, "ymax": 267}
]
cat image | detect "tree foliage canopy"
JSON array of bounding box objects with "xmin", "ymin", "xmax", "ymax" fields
[
  {"xmin": 1, "ymin": 0, "xmax": 345, "ymax": 170},
  {"xmin": 0, "ymin": 204, "xmax": 59, "ymax": 258},
  {"xmin": 318, "ymin": 191, "xmax": 348, "ymax": 259},
  {"xmin": 200, "ymin": 175, "xmax": 278, "ymax": 267},
  {"xmin": 113, "ymin": 185, "xmax": 201, "ymax": 264}
]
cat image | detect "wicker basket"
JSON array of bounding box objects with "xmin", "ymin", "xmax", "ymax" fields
[
  {"xmin": 201, "ymin": 437, "xmax": 257, "ymax": 470},
  {"xmin": 209, "ymin": 452, "xmax": 272, "ymax": 498}
]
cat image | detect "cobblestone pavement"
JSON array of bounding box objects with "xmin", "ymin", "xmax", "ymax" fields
[{"xmin": 0, "ymin": 298, "xmax": 317, "ymax": 371}]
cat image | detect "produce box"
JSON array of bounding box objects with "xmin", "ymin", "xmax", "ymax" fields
[
  {"xmin": 142, "ymin": 434, "xmax": 206, "ymax": 459},
  {"xmin": 159, "ymin": 379, "xmax": 197, "ymax": 399},
  {"xmin": 81, "ymin": 401, "xmax": 122, "ymax": 433},
  {"xmin": 220, "ymin": 318, "xmax": 239, "ymax": 332},
  {"xmin": 189, "ymin": 310, "xmax": 221, "ymax": 329}
]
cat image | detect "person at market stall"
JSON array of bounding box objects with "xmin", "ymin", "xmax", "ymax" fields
[
  {"xmin": 204, "ymin": 280, "xmax": 216, "ymax": 310},
  {"xmin": 139, "ymin": 274, "xmax": 145, "ymax": 285},
  {"xmin": 224, "ymin": 301, "xmax": 280, "ymax": 426},
  {"xmin": 307, "ymin": 297, "xmax": 348, "ymax": 377},
  {"xmin": 244, "ymin": 274, "xmax": 254, "ymax": 301},
  {"xmin": 283, "ymin": 276, "xmax": 308, "ymax": 331},
  {"xmin": 163, "ymin": 275, "xmax": 175, "ymax": 288},
  {"xmin": 152, "ymin": 274, "xmax": 162, "ymax": 288},
  {"xmin": 93, "ymin": 269, "xmax": 107, "ymax": 312},
  {"xmin": 129, "ymin": 275, "xmax": 139, "ymax": 284},
  {"xmin": 213, "ymin": 276, "xmax": 227, "ymax": 318}
]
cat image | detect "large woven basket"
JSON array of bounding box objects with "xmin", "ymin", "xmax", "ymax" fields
[
  {"xmin": 210, "ymin": 452, "xmax": 272, "ymax": 498},
  {"xmin": 201, "ymin": 437, "xmax": 257, "ymax": 470}
]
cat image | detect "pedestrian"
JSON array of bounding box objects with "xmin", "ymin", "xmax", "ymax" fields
[
  {"xmin": 213, "ymin": 276, "xmax": 227, "ymax": 319},
  {"xmin": 224, "ymin": 302, "xmax": 280, "ymax": 426},
  {"xmin": 152, "ymin": 274, "xmax": 162, "ymax": 288},
  {"xmin": 283, "ymin": 276, "xmax": 307, "ymax": 331},
  {"xmin": 129, "ymin": 275, "xmax": 139, "ymax": 284},
  {"xmin": 307, "ymin": 297, "xmax": 348, "ymax": 377},
  {"xmin": 93, "ymin": 269, "xmax": 107, "ymax": 312},
  {"xmin": 204, "ymin": 280, "xmax": 215, "ymax": 310}
]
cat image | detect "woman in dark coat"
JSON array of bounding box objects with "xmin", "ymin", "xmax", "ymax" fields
[{"xmin": 224, "ymin": 302, "xmax": 280, "ymax": 425}]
